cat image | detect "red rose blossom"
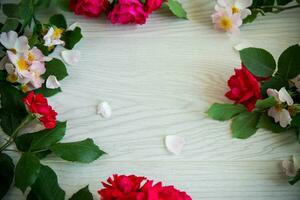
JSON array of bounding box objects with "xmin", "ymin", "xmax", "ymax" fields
[
  {"xmin": 70, "ymin": 0, "xmax": 110, "ymax": 18},
  {"xmin": 23, "ymin": 92, "xmax": 57, "ymax": 129},
  {"xmin": 107, "ymin": 0, "xmax": 148, "ymax": 25},
  {"xmin": 145, "ymin": 0, "xmax": 164, "ymax": 13},
  {"xmin": 225, "ymin": 65, "xmax": 262, "ymax": 111},
  {"xmin": 98, "ymin": 174, "xmax": 192, "ymax": 200}
]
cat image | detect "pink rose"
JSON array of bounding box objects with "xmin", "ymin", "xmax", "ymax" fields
[
  {"xmin": 107, "ymin": 0, "xmax": 148, "ymax": 25},
  {"xmin": 70, "ymin": 0, "xmax": 110, "ymax": 18},
  {"xmin": 145, "ymin": 0, "xmax": 164, "ymax": 13}
]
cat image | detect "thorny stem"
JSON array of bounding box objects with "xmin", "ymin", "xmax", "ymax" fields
[{"xmin": 0, "ymin": 114, "xmax": 33, "ymax": 152}]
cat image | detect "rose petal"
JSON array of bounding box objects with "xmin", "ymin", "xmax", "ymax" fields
[
  {"xmin": 46, "ymin": 75, "xmax": 60, "ymax": 89},
  {"xmin": 67, "ymin": 22, "xmax": 80, "ymax": 31},
  {"xmin": 165, "ymin": 135, "xmax": 185, "ymax": 155},
  {"xmin": 97, "ymin": 101, "xmax": 112, "ymax": 118},
  {"xmin": 278, "ymin": 87, "xmax": 294, "ymax": 106},
  {"xmin": 282, "ymin": 159, "xmax": 296, "ymax": 177},
  {"xmin": 61, "ymin": 50, "xmax": 81, "ymax": 66}
]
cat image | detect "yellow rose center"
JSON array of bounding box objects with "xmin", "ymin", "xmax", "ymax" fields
[
  {"xmin": 53, "ymin": 28, "xmax": 63, "ymax": 39},
  {"xmin": 220, "ymin": 16, "xmax": 233, "ymax": 31},
  {"xmin": 232, "ymin": 6, "xmax": 240, "ymax": 14},
  {"xmin": 28, "ymin": 52, "xmax": 35, "ymax": 62},
  {"xmin": 275, "ymin": 103, "xmax": 283, "ymax": 112},
  {"xmin": 17, "ymin": 57, "xmax": 29, "ymax": 71},
  {"xmin": 6, "ymin": 74, "xmax": 18, "ymax": 83},
  {"xmin": 21, "ymin": 84, "xmax": 29, "ymax": 93}
]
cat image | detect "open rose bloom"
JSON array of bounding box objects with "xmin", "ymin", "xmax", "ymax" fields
[
  {"xmin": 99, "ymin": 174, "xmax": 192, "ymax": 200},
  {"xmin": 23, "ymin": 92, "xmax": 57, "ymax": 129},
  {"xmin": 212, "ymin": 0, "xmax": 253, "ymax": 34}
]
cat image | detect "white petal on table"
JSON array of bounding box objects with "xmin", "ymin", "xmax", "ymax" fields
[
  {"xmin": 97, "ymin": 102, "xmax": 112, "ymax": 119},
  {"xmin": 46, "ymin": 75, "xmax": 60, "ymax": 89},
  {"xmin": 165, "ymin": 135, "xmax": 185, "ymax": 155},
  {"xmin": 67, "ymin": 22, "xmax": 80, "ymax": 31},
  {"xmin": 61, "ymin": 50, "xmax": 81, "ymax": 65}
]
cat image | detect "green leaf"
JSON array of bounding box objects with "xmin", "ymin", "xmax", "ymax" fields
[
  {"xmin": 255, "ymin": 96, "xmax": 276, "ymax": 109},
  {"xmin": 277, "ymin": 44, "xmax": 300, "ymax": 79},
  {"xmin": 62, "ymin": 27, "xmax": 83, "ymax": 50},
  {"xmin": 26, "ymin": 190, "xmax": 39, "ymax": 200},
  {"xmin": 34, "ymin": 0, "xmax": 52, "ymax": 9},
  {"xmin": 0, "ymin": 153, "xmax": 14, "ymax": 199},
  {"xmin": 2, "ymin": 4, "xmax": 19, "ymax": 18},
  {"xmin": 15, "ymin": 121, "xmax": 66, "ymax": 152},
  {"xmin": 57, "ymin": 0, "xmax": 72, "ymax": 11},
  {"xmin": 31, "ymin": 165, "xmax": 65, "ymax": 200},
  {"xmin": 0, "ymin": 110, "xmax": 26, "ymax": 136},
  {"xmin": 51, "ymin": 138, "xmax": 105, "ymax": 163},
  {"xmin": 167, "ymin": 0, "xmax": 187, "ymax": 19},
  {"xmin": 1, "ymin": 18, "xmax": 20, "ymax": 32},
  {"xmin": 49, "ymin": 14, "xmax": 67, "ymax": 29},
  {"xmin": 15, "ymin": 152, "xmax": 41, "ymax": 192},
  {"xmin": 34, "ymin": 84, "xmax": 62, "ymax": 97},
  {"xmin": 69, "ymin": 185, "xmax": 93, "ymax": 200},
  {"xmin": 257, "ymin": 113, "xmax": 286, "ymax": 133},
  {"xmin": 0, "ymin": 82, "xmax": 25, "ymax": 110},
  {"xmin": 30, "ymin": 121, "xmax": 67, "ymax": 151},
  {"xmin": 207, "ymin": 103, "xmax": 247, "ymax": 121},
  {"xmin": 231, "ymin": 111, "xmax": 260, "ymax": 139},
  {"xmin": 289, "ymin": 169, "xmax": 300, "ymax": 185},
  {"xmin": 18, "ymin": 0, "xmax": 35, "ymax": 27},
  {"xmin": 0, "ymin": 70, "xmax": 7, "ymax": 81},
  {"xmin": 261, "ymin": 75, "xmax": 289, "ymax": 97},
  {"xmin": 291, "ymin": 114, "xmax": 300, "ymax": 128},
  {"xmin": 276, "ymin": 0, "xmax": 292, "ymax": 5},
  {"xmin": 0, "ymin": 82, "xmax": 27, "ymax": 136},
  {"xmin": 240, "ymin": 47, "xmax": 276, "ymax": 77},
  {"xmin": 297, "ymin": 0, "xmax": 300, "ymax": 4},
  {"xmin": 43, "ymin": 58, "xmax": 68, "ymax": 81}
]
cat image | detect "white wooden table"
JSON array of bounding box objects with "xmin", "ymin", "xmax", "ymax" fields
[{"xmin": 4, "ymin": 0, "xmax": 300, "ymax": 199}]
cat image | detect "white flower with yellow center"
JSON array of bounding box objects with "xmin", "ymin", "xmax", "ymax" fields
[
  {"xmin": 216, "ymin": 0, "xmax": 252, "ymax": 19},
  {"xmin": 43, "ymin": 27, "xmax": 65, "ymax": 47},
  {"xmin": 7, "ymin": 51, "xmax": 32, "ymax": 84},
  {"xmin": 211, "ymin": 8, "xmax": 242, "ymax": 34},
  {"xmin": 267, "ymin": 87, "xmax": 294, "ymax": 128},
  {"xmin": 0, "ymin": 31, "xmax": 29, "ymax": 53}
]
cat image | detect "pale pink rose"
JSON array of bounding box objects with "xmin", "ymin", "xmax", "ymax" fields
[{"xmin": 211, "ymin": 8, "xmax": 242, "ymax": 35}]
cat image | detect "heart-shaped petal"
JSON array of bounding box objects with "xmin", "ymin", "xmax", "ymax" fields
[
  {"xmin": 97, "ymin": 101, "xmax": 112, "ymax": 119},
  {"xmin": 46, "ymin": 75, "xmax": 60, "ymax": 89},
  {"xmin": 165, "ymin": 135, "xmax": 185, "ymax": 155},
  {"xmin": 61, "ymin": 50, "xmax": 81, "ymax": 66}
]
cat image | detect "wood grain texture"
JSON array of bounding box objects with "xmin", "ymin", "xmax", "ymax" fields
[{"xmin": 2, "ymin": 0, "xmax": 300, "ymax": 199}]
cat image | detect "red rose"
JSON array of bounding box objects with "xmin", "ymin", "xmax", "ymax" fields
[
  {"xmin": 145, "ymin": 0, "xmax": 164, "ymax": 13},
  {"xmin": 159, "ymin": 186, "xmax": 192, "ymax": 200},
  {"xmin": 70, "ymin": 0, "xmax": 110, "ymax": 18},
  {"xmin": 225, "ymin": 65, "xmax": 262, "ymax": 111},
  {"xmin": 107, "ymin": 0, "xmax": 148, "ymax": 25},
  {"xmin": 98, "ymin": 174, "xmax": 192, "ymax": 200},
  {"xmin": 23, "ymin": 92, "xmax": 57, "ymax": 129}
]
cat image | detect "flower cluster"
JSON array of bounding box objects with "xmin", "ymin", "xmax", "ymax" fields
[
  {"xmin": 207, "ymin": 44, "xmax": 300, "ymax": 184},
  {"xmin": 23, "ymin": 92, "xmax": 57, "ymax": 129},
  {"xmin": 70, "ymin": 0, "xmax": 186, "ymax": 25},
  {"xmin": 98, "ymin": 174, "xmax": 192, "ymax": 200},
  {"xmin": 211, "ymin": 0, "xmax": 252, "ymax": 34},
  {"xmin": 0, "ymin": 31, "xmax": 50, "ymax": 92},
  {"xmin": 207, "ymin": 44, "xmax": 300, "ymax": 137}
]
